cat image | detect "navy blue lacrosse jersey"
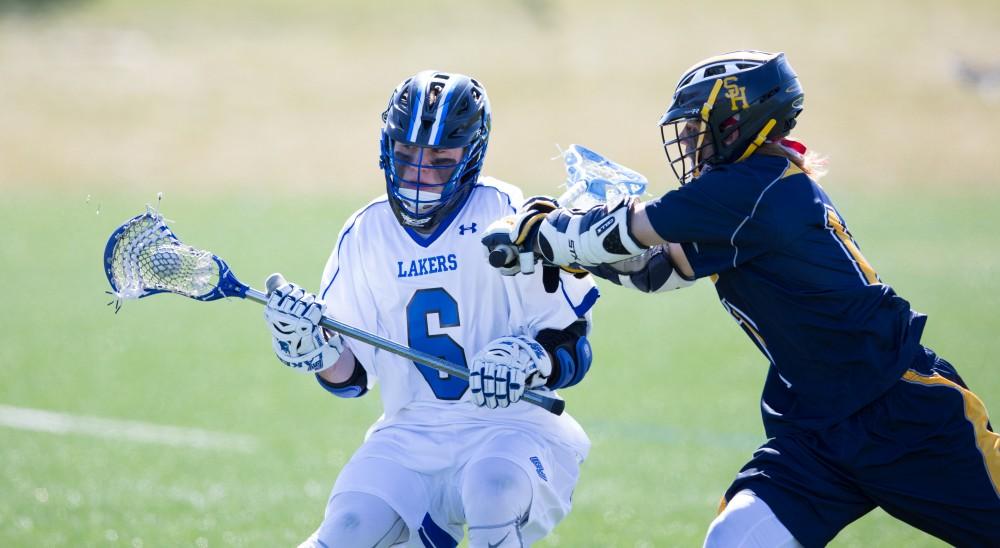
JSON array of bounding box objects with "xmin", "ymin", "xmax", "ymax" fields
[{"xmin": 644, "ymin": 154, "xmax": 927, "ymax": 435}]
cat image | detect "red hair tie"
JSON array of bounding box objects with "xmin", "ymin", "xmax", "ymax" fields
[{"xmin": 778, "ymin": 138, "xmax": 807, "ymax": 155}]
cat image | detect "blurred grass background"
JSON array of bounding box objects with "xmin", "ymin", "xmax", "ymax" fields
[{"xmin": 1, "ymin": 0, "xmax": 998, "ymax": 546}]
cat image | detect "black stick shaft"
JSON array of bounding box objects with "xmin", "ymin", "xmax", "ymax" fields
[{"xmin": 247, "ymin": 275, "xmax": 565, "ymax": 415}]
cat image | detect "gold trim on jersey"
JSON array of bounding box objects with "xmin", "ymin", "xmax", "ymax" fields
[
  {"xmin": 721, "ymin": 298, "xmax": 774, "ymax": 364},
  {"xmin": 738, "ymin": 317, "xmax": 769, "ymax": 356},
  {"xmin": 902, "ymin": 370, "xmax": 1000, "ymax": 497},
  {"xmin": 824, "ymin": 205, "xmax": 879, "ymax": 285},
  {"xmin": 780, "ymin": 163, "xmax": 805, "ymax": 179}
]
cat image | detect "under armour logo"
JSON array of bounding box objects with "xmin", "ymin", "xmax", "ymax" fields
[{"xmin": 459, "ymin": 223, "xmax": 477, "ymax": 235}]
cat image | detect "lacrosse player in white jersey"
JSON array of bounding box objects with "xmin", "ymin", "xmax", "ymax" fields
[{"xmin": 263, "ymin": 70, "xmax": 598, "ymax": 547}]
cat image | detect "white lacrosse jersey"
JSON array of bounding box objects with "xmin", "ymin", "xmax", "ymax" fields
[{"xmin": 318, "ymin": 177, "xmax": 597, "ymax": 458}]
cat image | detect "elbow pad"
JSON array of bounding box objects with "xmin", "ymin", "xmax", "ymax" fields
[
  {"xmin": 535, "ymin": 320, "xmax": 593, "ymax": 389},
  {"xmin": 315, "ymin": 358, "xmax": 369, "ymax": 398},
  {"xmin": 586, "ymin": 245, "xmax": 695, "ymax": 293}
]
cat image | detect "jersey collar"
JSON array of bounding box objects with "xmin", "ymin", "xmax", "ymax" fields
[{"xmin": 402, "ymin": 186, "xmax": 474, "ymax": 248}]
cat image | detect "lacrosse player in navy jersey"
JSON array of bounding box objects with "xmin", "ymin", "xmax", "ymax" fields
[
  {"xmin": 484, "ymin": 51, "xmax": 1000, "ymax": 547},
  {"xmin": 262, "ymin": 71, "xmax": 597, "ymax": 548}
]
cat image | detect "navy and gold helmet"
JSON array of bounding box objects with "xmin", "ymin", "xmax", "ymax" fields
[
  {"xmin": 659, "ymin": 51, "xmax": 804, "ymax": 184},
  {"xmin": 380, "ymin": 70, "xmax": 491, "ymax": 229}
]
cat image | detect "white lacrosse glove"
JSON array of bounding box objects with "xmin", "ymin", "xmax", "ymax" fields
[
  {"xmin": 481, "ymin": 197, "xmax": 591, "ymax": 287},
  {"xmin": 480, "ymin": 196, "xmax": 559, "ymax": 276},
  {"xmin": 264, "ymin": 282, "xmax": 344, "ymax": 374},
  {"xmin": 536, "ymin": 196, "xmax": 648, "ymax": 267},
  {"xmin": 469, "ymin": 335, "xmax": 552, "ymax": 409}
]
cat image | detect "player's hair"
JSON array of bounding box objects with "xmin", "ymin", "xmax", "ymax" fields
[{"xmin": 757, "ymin": 139, "xmax": 828, "ymax": 180}]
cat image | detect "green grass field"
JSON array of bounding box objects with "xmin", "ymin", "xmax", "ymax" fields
[
  {"xmin": 1, "ymin": 0, "xmax": 999, "ymax": 546},
  {"xmin": 2, "ymin": 185, "xmax": 997, "ymax": 547}
]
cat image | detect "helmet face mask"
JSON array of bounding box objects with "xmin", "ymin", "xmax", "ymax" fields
[
  {"xmin": 661, "ymin": 117, "xmax": 715, "ymax": 185},
  {"xmin": 380, "ymin": 71, "xmax": 491, "ymax": 229},
  {"xmin": 659, "ymin": 51, "xmax": 804, "ymax": 184},
  {"xmin": 387, "ymin": 143, "xmax": 468, "ymax": 223}
]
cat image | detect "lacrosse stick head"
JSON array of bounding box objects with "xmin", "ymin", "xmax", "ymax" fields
[
  {"xmin": 556, "ymin": 144, "xmax": 648, "ymax": 210},
  {"xmin": 103, "ymin": 208, "xmax": 249, "ymax": 308}
]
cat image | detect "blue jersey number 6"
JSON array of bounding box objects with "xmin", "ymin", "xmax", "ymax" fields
[{"xmin": 406, "ymin": 288, "xmax": 469, "ymax": 400}]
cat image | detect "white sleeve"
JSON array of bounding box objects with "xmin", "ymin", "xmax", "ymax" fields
[
  {"xmin": 504, "ymin": 266, "xmax": 599, "ymax": 337},
  {"xmin": 484, "ymin": 177, "xmax": 598, "ymax": 336},
  {"xmin": 318, "ymin": 218, "xmax": 378, "ymax": 387}
]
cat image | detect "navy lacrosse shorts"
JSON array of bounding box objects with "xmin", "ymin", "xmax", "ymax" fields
[{"xmin": 722, "ymin": 348, "xmax": 1000, "ymax": 547}]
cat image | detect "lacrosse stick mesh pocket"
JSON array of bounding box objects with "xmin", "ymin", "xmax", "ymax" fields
[
  {"xmin": 558, "ymin": 144, "xmax": 648, "ymax": 210},
  {"xmin": 107, "ymin": 211, "xmax": 220, "ymax": 300}
]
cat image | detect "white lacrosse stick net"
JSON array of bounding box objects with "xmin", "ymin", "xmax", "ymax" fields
[
  {"xmin": 106, "ymin": 208, "xmax": 219, "ymax": 301},
  {"xmin": 554, "ymin": 144, "xmax": 662, "ymax": 272},
  {"xmin": 556, "ymin": 144, "xmax": 648, "ymax": 210}
]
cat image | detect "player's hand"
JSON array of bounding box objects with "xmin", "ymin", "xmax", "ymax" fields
[
  {"xmin": 481, "ymin": 196, "xmax": 559, "ymax": 275},
  {"xmin": 264, "ymin": 282, "xmax": 343, "ymax": 373},
  {"xmin": 469, "ymin": 336, "xmax": 552, "ymax": 409},
  {"xmin": 537, "ymin": 196, "xmax": 648, "ymax": 267}
]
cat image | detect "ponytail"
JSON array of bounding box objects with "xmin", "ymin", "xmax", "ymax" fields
[{"xmin": 757, "ymin": 138, "xmax": 827, "ymax": 180}]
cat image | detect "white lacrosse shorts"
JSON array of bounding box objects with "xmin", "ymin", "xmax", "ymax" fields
[{"xmin": 308, "ymin": 421, "xmax": 584, "ymax": 546}]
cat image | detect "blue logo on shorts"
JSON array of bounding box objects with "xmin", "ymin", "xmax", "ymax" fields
[{"xmin": 530, "ymin": 456, "xmax": 547, "ymax": 481}]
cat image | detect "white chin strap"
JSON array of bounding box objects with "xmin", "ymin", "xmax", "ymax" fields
[{"xmin": 397, "ymin": 187, "xmax": 442, "ymax": 215}]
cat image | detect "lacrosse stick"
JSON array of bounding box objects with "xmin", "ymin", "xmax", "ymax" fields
[
  {"xmin": 557, "ymin": 144, "xmax": 669, "ymax": 273},
  {"xmin": 487, "ymin": 144, "xmax": 650, "ymax": 271},
  {"xmin": 103, "ymin": 207, "xmax": 565, "ymax": 415},
  {"xmin": 556, "ymin": 144, "xmax": 648, "ymax": 209}
]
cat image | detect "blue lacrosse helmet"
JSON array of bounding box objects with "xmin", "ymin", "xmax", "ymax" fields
[
  {"xmin": 380, "ymin": 70, "xmax": 491, "ymax": 229},
  {"xmin": 659, "ymin": 51, "xmax": 804, "ymax": 184}
]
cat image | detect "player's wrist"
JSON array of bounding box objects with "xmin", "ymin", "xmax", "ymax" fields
[
  {"xmin": 317, "ymin": 348, "xmax": 360, "ymax": 384},
  {"xmin": 628, "ymin": 201, "xmax": 664, "ymax": 248}
]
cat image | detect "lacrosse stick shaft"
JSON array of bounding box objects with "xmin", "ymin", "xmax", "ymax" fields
[{"xmin": 246, "ymin": 284, "xmax": 565, "ymax": 415}]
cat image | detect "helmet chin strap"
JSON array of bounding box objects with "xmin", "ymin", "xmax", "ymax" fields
[
  {"xmin": 693, "ymin": 79, "xmax": 725, "ymax": 178},
  {"xmin": 737, "ymin": 118, "xmax": 777, "ymax": 162}
]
